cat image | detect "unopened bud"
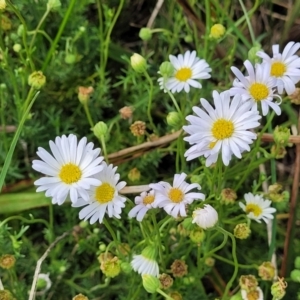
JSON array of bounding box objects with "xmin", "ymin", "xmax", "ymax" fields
[
  {"xmin": 273, "ymin": 126, "xmax": 291, "ymax": 146},
  {"xmin": 248, "ymin": 42, "xmax": 262, "ymax": 64},
  {"xmin": 142, "ymin": 274, "xmax": 160, "ymax": 293},
  {"xmin": 210, "ymin": 24, "xmax": 226, "ymax": 39},
  {"xmin": 234, "ymin": 223, "xmax": 251, "ymax": 239},
  {"xmin": 189, "ymin": 228, "xmax": 206, "ymax": 243},
  {"xmin": 139, "ymin": 28, "xmax": 152, "ymax": 41},
  {"xmin": 128, "ymin": 167, "xmax": 141, "ymax": 182},
  {"xmin": 130, "ymin": 53, "xmax": 147, "ymax": 73},
  {"xmin": 291, "ymin": 269, "xmax": 300, "ymax": 282},
  {"xmin": 159, "ymin": 61, "xmax": 174, "ymax": 77},
  {"xmin": 167, "ymin": 111, "xmax": 181, "ymax": 128},
  {"xmin": 28, "ymin": 71, "xmax": 46, "ymax": 89},
  {"xmin": 93, "ymin": 121, "xmax": 108, "ymax": 139},
  {"xmin": 13, "ymin": 44, "xmax": 21, "ymax": 53}
]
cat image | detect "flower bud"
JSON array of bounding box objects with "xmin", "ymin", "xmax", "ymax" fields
[
  {"xmin": 271, "ymin": 145, "xmax": 286, "ymax": 159},
  {"xmin": 295, "ymin": 256, "xmax": 300, "ymax": 269},
  {"xmin": 234, "ymin": 223, "xmax": 251, "ymax": 239},
  {"xmin": 159, "ymin": 273, "xmax": 173, "ymax": 289},
  {"xmin": 139, "ymin": 28, "xmax": 152, "ymax": 41},
  {"xmin": 205, "ymin": 257, "xmax": 215, "ymax": 267},
  {"xmin": 28, "ymin": 71, "xmax": 46, "ymax": 89},
  {"xmin": 65, "ymin": 53, "xmax": 77, "ymax": 64},
  {"xmin": 189, "ymin": 228, "xmax": 206, "ymax": 243},
  {"xmin": 73, "ymin": 294, "xmax": 89, "ymax": 300},
  {"xmin": 167, "ymin": 111, "xmax": 181, "ymax": 128},
  {"xmin": 192, "ymin": 204, "xmax": 218, "ymax": 229},
  {"xmin": 210, "ymin": 24, "xmax": 226, "ymax": 39},
  {"xmin": 220, "ymin": 188, "xmax": 237, "ymax": 205},
  {"xmin": 258, "ymin": 261, "xmax": 275, "ymax": 281},
  {"xmin": 182, "ymin": 276, "xmax": 195, "ymax": 285},
  {"xmin": 99, "ymin": 243, "xmax": 106, "ymax": 252},
  {"xmin": 79, "ymin": 220, "xmax": 88, "ymax": 229},
  {"xmin": 271, "ymin": 278, "xmax": 287, "ymax": 300},
  {"xmin": 184, "ymin": 35, "xmax": 193, "ymax": 43},
  {"xmin": 0, "ymin": 254, "xmax": 15, "ymax": 269},
  {"xmin": 273, "ymin": 126, "xmax": 291, "ymax": 146},
  {"xmin": 47, "ymin": 0, "xmax": 61, "ymax": 10},
  {"xmin": 128, "ymin": 167, "xmax": 141, "ymax": 182},
  {"xmin": 120, "ymin": 262, "xmax": 132, "ymax": 274},
  {"xmin": 248, "ymin": 42, "xmax": 262, "ymax": 64},
  {"xmin": 17, "ymin": 24, "xmax": 24, "ymax": 37},
  {"xmin": 0, "ymin": 0, "xmax": 6, "ymax": 10},
  {"xmin": 159, "ymin": 61, "xmax": 174, "ymax": 77},
  {"xmin": 13, "ymin": 43, "xmax": 21, "ymax": 53},
  {"xmin": 291, "ymin": 269, "xmax": 300, "ymax": 282},
  {"xmin": 78, "ymin": 86, "xmax": 94, "ymax": 104},
  {"xmin": 142, "ymin": 274, "xmax": 160, "ymax": 293},
  {"xmin": 130, "ymin": 53, "xmax": 147, "ymax": 73},
  {"xmin": 93, "ymin": 121, "xmax": 108, "ymax": 139}
]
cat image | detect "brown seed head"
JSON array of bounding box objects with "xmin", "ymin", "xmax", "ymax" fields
[
  {"xmin": 119, "ymin": 106, "xmax": 133, "ymax": 120},
  {"xmin": 159, "ymin": 273, "xmax": 173, "ymax": 289},
  {"xmin": 170, "ymin": 259, "xmax": 188, "ymax": 278},
  {"xmin": 130, "ymin": 121, "xmax": 146, "ymax": 137},
  {"xmin": 0, "ymin": 254, "xmax": 16, "ymax": 269}
]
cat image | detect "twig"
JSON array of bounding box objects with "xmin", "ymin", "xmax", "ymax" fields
[
  {"xmin": 146, "ymin": 0, "xmax": 164, "ymax": 28},
  {"xmin": 281, "ymin": 111, "xmax": 300, "ymax": 277},
  {"xmin": 28, "ymin": 231, "xmax": 70, "ymax": 300},
  {"xmin": 0, "ymin": 277, "xmax": 3, "ymax": 290}
]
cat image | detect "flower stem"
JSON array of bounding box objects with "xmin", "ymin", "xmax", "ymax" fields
[
  {"xmin": 152, "ymin": 214, "xmax": 165, "ymax": 269},
  {"xmin": 157, "ymin": 288, "xmax": 174, "ymax": 300},
  {"xmin": 144, "ymin": 71, "xmax": 156, "ymax": 132},
  {"xmin": 103, "ymin": 219, "xmax": 118, "ymax": 245}
]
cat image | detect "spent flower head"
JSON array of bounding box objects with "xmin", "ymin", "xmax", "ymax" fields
[
  {"xmin": 73, "ymin": 294, "xmax": 89, "ymax": 300},
  {"xmin": 158, "ymin": 50, "xmax": 211, "ymax": 93},
  {"xmin": 28, "ymin": 71, "xmax": 46, "ymax": 89},
  {"xmin": 184, "ymin": 91, "xmax": 261, "ymax": 166},
  {"xmin": 72, "ymin": 162, "xmax": 127, "ymax": 224},
  {"xmin": 170, "ymin": 259, "xmax": 188, "ymax": 278},
  {"xmin": 270, "ymin": 278, "xmax": 287, "ymax": 300},
  {"xmin": 258, "ymin": 262, "xmax": 275, "ymax": 281},
  {"xmin": 239, "ymin": 193, "xmax": 276, "ymax": 223},
  {"xmin": 0, "ymin": 254, "xmax": 15, "ymax": 269},
  {"xmin": 234, "ymin": 223, "xmax": 251, "ymax": 239},
  {"xmin": 241, "ymin": 287, "xmax": 264, "ymax": 300},
  {"xmin": 230, "ymin": 60, "xmax": 281, "ymax": 116},
  {"xmin": 149, "ymin": 173, "xmax": 205, "ymax": 218},
  {"xmin": 130, "ymin": 121, "xmax": 146, "ymax": 136},
  {"xmin": 32, "ymin": 134, "xmax": 104, "ymax": 205},
  {"xmin": 239, "ymin": 274, "xmax": 258, "ymax": 292},
  {"xmin": 159, "ymin": 273, "xmax": 173, "ymax": 289},
  {"xmin": 256, "ymin": 41, "xmax": 300, "ymax": 95}
]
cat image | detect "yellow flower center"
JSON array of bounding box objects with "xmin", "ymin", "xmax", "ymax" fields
[
  {"xmin": 209, "ymin": 141, "xmax": 217, "ymax": 149},
  {"xmin": 245, "ymin": 203, "xmax": 262, "ymax": 217},
  {"xmin": 247, "ymin": 290, "xmax": 260, "ymax": 300},
  {"xmin": 175, "ymin": 67, "xmax": 192, "ymax": 82},
  {"xmin": 143, "ymin": 194, "xmax": 155, "ymax": 205},
  {"xmin": 249, "ymin": 83, "xmax": 269, "ymax": 101},
  {"xmin": 271, "ymin": 61, "xmax": 286, "ymax": 77},
  {"xmin": 95, "ymin": 182, "xmax": 115, "ymax": 204},
  {"xmin": 59, "ymin": 163, "xmax": 82, "ymax": 184},
  {"xmin": 211, "ymin": 119, "xmax": 234, "ymax": 141},
  {"xmin": 168, "ymin": 188, "xmax": 184, "ymax": 203}
]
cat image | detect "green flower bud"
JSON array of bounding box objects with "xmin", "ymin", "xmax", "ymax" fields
[
  {"xmin": 189, "ymin": 228, "xmax": 206, "ymax": 243},
  {"xmin": 234, "ymin": 223, "xmax": 251, "ymax": 239},
  {"xmin": 79, "ymin": 220, "xmax": 88, "ymax": 229},
  {"xmin": 120, "ymin": 262, "xmax": 132, "ymax": 274},
  {"xmin": 291, "ymin": 269, "xmax": 300, "ymax": 282},
  {"xmin": 184, "ymin": 35, "xmax": 193, "ymax": 43},
  {"xmin": 128, "ymin": 167, "xmax": 141, "ymax": 182},
  {"xmin": 295, "ymin": 257, "xmax": 300, "ymax": 269},
  {"xmin": 142, "ymin": 274, "xmax": 160, "ymax": 293},
  {"xmin": 159, "ymin": 61, "xmax": 174, "ymax": 77},
  {"xmin": 93, "ymin": 121, "xmax": 108, "ymax": 139},
  {"xmin": 139, "ymin": 28, "xmax": 152, "ymax": 41},
  {"xmin": 248, "ymin": 42, "xmax": 262, "ymax": 64},
  {"xmin": 28, "ymin": 71, "xmax": 46, "ymax": 89},
  {"xmin": 273, "ymin": 126, "xmax": 291, "ymax": 146},
  {"xmin": 13, "ymin": 43, "xmax": 21, "ymax": 53},
  {"xmin": 166, "ymin": 111, "xmax": 181, "ymax": 128},
  {"xmin": 0, "ymin": 0, "xmax": 6, "ymax": 11},
  {"xmin": 210, "ymin": 24, "xmax": 226, "ymax": 39},
  {"xmin": 130, "ymin": 53, "xmax": 147, "ymax": 73},
  {"xmin": 181, "ymin": 217, "xmax": 193, "ymax": 231},
  {"xmin": 65, "ymin": 53, "xmax": 77, "ymax": 64},
  {"xmin": 99, "ymin": 243, "xmax": 106, "ymax": 252},
  {"xmin": 47, "ymin": 0, "xmax": 61, "ymax": 10}
]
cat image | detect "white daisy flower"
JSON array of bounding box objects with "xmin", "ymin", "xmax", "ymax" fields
[
  {"xmin": 149, "ymin": 173, "xmax": 205, "ymax": 218},
  {"xmin": 131, "ymin": 246, "xmax": 159, "ymax": 277},
  {"xmin": 183, "ymin": 91, "xmax": 261, "ymax": 167},
  {"xmin": 241, "ymin": 287, "xmax": 264, "ymax": 300},
  {"xmin": 72, "ymin": 162, "xmax": 127, "ymax": 224},
  {"xmin": 128, "ymin": 190, "xmax": 156, "ymax": 222},
  {"xmin": 32, "ymin": 134, "xmax": 104, "ymax": 205},
  {"xmin": 158, "ymin": 50, "xmax": 211, "ymax": 93},
  {"xmin": 192, "ymin": 204, "xmax": 218, "ymax": 229},
  {"xmin": 257, "ymin": 41, "xmax": 300, "ymax": 95},
  {"xmin": 230, "ymin": 60, "xmax": 281, "ymax": 116},
  {"xmin": 239, "ymin": 193, "xmax": 276, "ymax": 224}
]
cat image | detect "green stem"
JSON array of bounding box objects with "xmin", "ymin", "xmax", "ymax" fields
[
  {"xmin": 156, "ymin": 288, "xmax": 174, "ymax": 300},
  {"xmin": 213, "ymin": 254, "xmax": 258, "ymax": 269},
  {"xmin": 204, "ymin": 0, "xmax": 211, "ymax": 59},
  {"xmin": 237, "ymin": 0, "xmax": 256, "ymax": 45},
  {"xmin": 151, "ymin": 214, "xmax": 164, "ymax": 269},
  {"xmin": 29, "ymin": 8, "xmax": 51, "ymax": 51},
  {"xmin": 217, "ymin": 227, "xmax": 239, "ymax": 299},
  {"xmin": 42, "ymin": 0, "xmax": 77, "ymax": 71},
  {"xmin": 144, "ymin": 71, "xmax": 156, "ymax": 132},
  {"xmin": 22, "ymin": 87, "xmax": 35, "ymax": 113},
  {"xmin": 83, "ymin": 103, "xmax": 94, "ymax": 128},
  {"xmin": 165, "ymin": 87, "xmax": 183, "ymax": 121},
  {"xmin": 100, "ymin": 136, "xmax": 108, "ymax": 163},
  {"xmin": 0, "ymin": 91, "xmax": 40, "ymax": 192},
  {"xmin": 0, "ymin": 215, "xmax": 49, "ymax": 229},
  {"xmin": 103, "ymin": 218, "xmax": 118, "ymax": 244}
]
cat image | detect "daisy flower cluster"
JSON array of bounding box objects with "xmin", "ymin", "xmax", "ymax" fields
[{"xmin": 32, "ymin": 134, "xmax": 127, "ymax": 224}]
